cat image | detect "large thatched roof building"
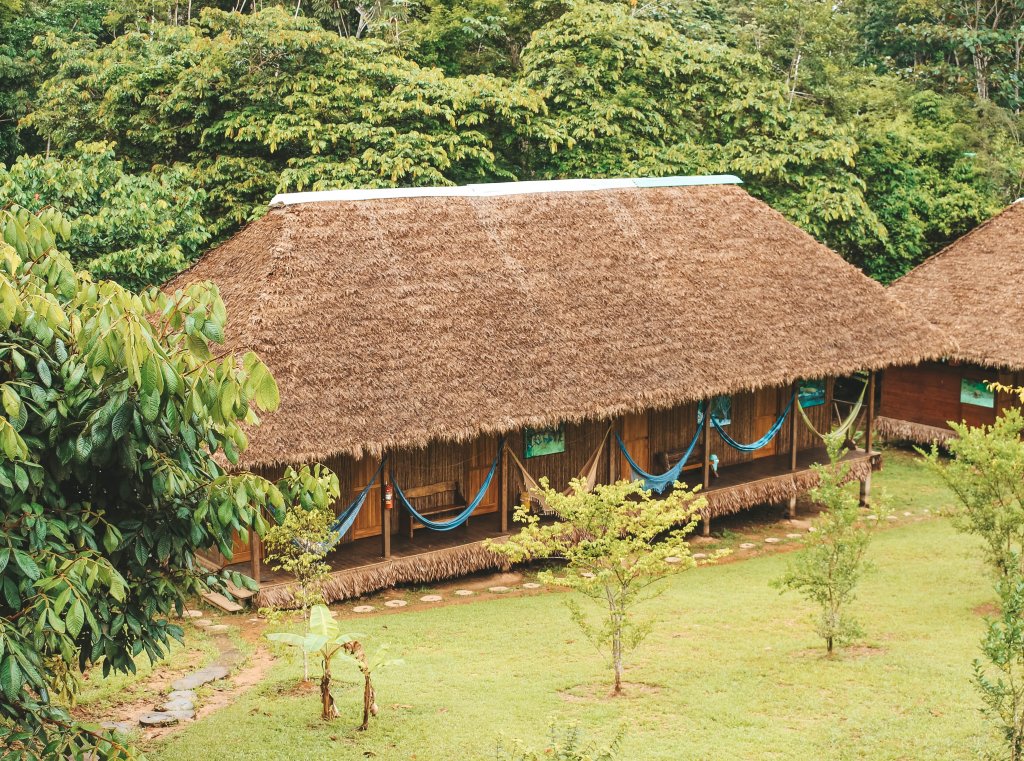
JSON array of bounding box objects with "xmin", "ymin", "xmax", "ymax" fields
[
  {"xmin": 174, "ymin": 176, "xmax": 948, "ymax": 604},
  {"xmin": 878, "ymin": 201, "xmax": 1024, "ymax": 445}
]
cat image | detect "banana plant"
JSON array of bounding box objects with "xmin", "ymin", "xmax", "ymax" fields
[{"xmin": 266, "ymin": 605, "xmax": 400, "ymax": 728}]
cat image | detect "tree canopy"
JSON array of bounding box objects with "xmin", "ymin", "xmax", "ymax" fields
[{"xmin": 3, "ymin": 0, "xmax": 1021, "ymax": 283}]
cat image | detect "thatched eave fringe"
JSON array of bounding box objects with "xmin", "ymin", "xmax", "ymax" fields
[{"xmin": 874, "ymin": 416, "xmax": 957, "ymax": 448}]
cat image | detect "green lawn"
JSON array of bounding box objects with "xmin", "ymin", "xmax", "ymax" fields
[{"xmin": 147, "ymin": 449, "xmax": 997, "ymax": 760}]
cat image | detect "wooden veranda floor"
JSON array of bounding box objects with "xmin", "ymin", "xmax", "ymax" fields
[{"xmin": 233, "ymin": 446, "xmax": 878, "ymax": 606}]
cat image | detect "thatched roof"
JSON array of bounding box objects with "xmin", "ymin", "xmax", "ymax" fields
[
  {"xmin": 170, "ymin": 177, "xmax": 949, "ymax": 468},
  {"xmin": 889, "ymin": 200, "xmax": 1024, "ymax": 370}
]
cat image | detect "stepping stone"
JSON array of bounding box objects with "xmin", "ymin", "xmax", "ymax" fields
[
  {"xmin": 903, "ymin": 511, "xmax": 913, "ymax": 516},
  {"xmin": 167, "ymin": 690, "xmax": 195, "ymax": 701},
  {"xmin": 866, "ymin": 515, "xmax": 878, "ymax": 520},
  {"xmin": 488, "ymin": 586, "xmax": 511, "ymax": 593},
  {"xmin": 183, "ymin": 610, "xmax": 203, "ymax": 619},
  {"xmin": 454, "ymin": 590, "xmax": 474, "ymax": 597},
  {"xmin": 522, "ymin": 582, "xmax": 542, "ymax": 589},
  {"xmin": 692, "ymin": 553, "xmax": 707, "ymax": 560},
  {"xmin": 101, "ymin": 721, "xmax": 132, "ymax": 735},
  {"xmin": 739, "ymin": 542, "xmax": 756, "ymax": 550},
  {"xmin": 352, "ymin": 605, "xmax": 374, "ymax": 613},
  {"xmin": 420, "ymin": 594, "xmax": 444, "ymax": 602},
  {"xmin": 207, "ymin": 624, "xmax": 230, "ymax": 633},
  {"xmin": 786, "ymin": 533, "xmax": 803, "ymax": 539},
  {"xmin": 384, "ymin": 600, "xmax": 407, "ymax": 608},
  {"xmin": 167, "ymin": 709, "xmax": 195, "ymax": 721},
  {"xmin": 580, "ymin": 572, "xmax": 596, "ymax": 579},
  {"xmin": 156, "ymin": 697, "xmax": 194, "ymax": 712},
  {"xmin": 248, "ymin": 618, "xmax": 261, "ymax": 623},
  {"xmin": 194, "ymin": 619, "xmax": 213, "ymax": 628},
  {"xmin": 886, "ymin": 515, "xmax": 898, "ymax": 521},
  {"xmin": 764, "ymin": 537, "xmax": 781, "ymax": 544},
  {"xmin": 170, "ymin": 665, "xmax": 229, "ymax": 692},
  {"xmin": 201, "ymin": 591, "xmax": 243, "ymax": 613},
  {"xmin": 139, "ymin": 713, "xmax": 179, "ymax": 728}
]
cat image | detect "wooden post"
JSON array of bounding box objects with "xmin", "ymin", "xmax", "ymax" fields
[
  {"xmin": 865, "ymin": 370, "xmax": 876, "ymax": 455},
  {"xmin": 860, "ymin": 371, "xmax": 877, "ymax": 507},
  {"xmin": 702, "ymin": 401, "xmax": 712, "ymax": 537},
  {"xmin": 249, "ymin": 527, "xmax": 262, "ymax": 584},
  {"xmin": 788, "ymin": 381, "xmax": 799, "ymax": 518},
  {"xmin": 380, "ymin": 459, "xmax": 391, "ymax": 559},
  {"xmin": 608, "ymin": 419, "xmax": 620, "ymax": 483},
  {"xmin": 499, "ymin": 439, "xmax": 508, "ymax": 534}
]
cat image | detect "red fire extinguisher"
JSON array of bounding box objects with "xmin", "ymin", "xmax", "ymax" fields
[{"xmin": 384, "ymin": 484, "xmax": 394, "ymax": 510}]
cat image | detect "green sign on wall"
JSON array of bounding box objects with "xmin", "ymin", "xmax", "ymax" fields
[
  {"xmin": 524, "ymin": 426, "xmax": 566, "ymax": 458},
  {"xmin": 960, "ymin": 378, "xmax": 995, "ymax": 408}
]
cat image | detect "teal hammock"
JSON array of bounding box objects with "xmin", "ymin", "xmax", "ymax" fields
[
  {"xmin": 392, "ymin": 440, "xmax": 504, "ymax": 532},
  {"xmin": 712, "ymin": 392, "xmax": 795, "ymax": 452},
  {"xmin": 297, "ymin": 457, "xmax": 387, "ymax": 554},
  {"xmin": 616, "ymin": 405, "xmax": 704, "ymax": 494}
]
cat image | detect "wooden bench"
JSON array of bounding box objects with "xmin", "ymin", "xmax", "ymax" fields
[
  {"xmin": 401, "ymin": 480, "xmax": 467, "ymax": 539},
  {"xmin": 652, "ymin": 447, "xmax": 705, "ymax": 488}
]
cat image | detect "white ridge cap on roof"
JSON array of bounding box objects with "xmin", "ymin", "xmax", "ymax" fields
[{"xmin": 268, "ymin": 175, "xmax": 743, "ymax": 207}]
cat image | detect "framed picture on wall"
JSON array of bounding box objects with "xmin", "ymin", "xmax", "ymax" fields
[
  {"xmin": 960, "ymin": 378, "xmax": 995, "ymax": 408},
  {"xmin": 524, "ymin": 426, "xmax": 566, "ymax": 458},
  {"xmin": 798, "ymin": 380, "xmax": 826, "ymax": 408},
  {"xmin": 704, "ymin": 395, "xmax": 731, "ymax": 426}
]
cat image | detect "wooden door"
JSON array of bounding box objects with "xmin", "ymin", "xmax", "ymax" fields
[
  {"xmin": 752, "ymin": 387, "xmax": 781, "ymax": 460},
  {"xmin": 349, "ymin": 455, "xmax": 383, "ymax": 541},
  {"xmin": 617, "ymin": 412, "xmax": 650, "ymax": 479},
  {"xmin": 467, "ymin": 436, "xmax": 500, "ymax": 516}
]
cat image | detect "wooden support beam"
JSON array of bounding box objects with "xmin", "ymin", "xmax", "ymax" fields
[
  {"xmin": 790, "ymin": 381, "xmax": 799, "ymax": 472},
  {"xmin": 702, "ymin": 401, "xmax": 712, "ymax": 537},
  {"xmin": 499, "ymin": 439, "xmax": 508, "ymax": 534},
  {"xmin": 609, "ymin": 419, "xmax": 620, "ymax": 483},
  {"xmin": 249, "ymin": 527, "xmax": 261, "ymax": 584},
  {"xmin": 381, "ymin": 459, "xmax": 391, "ymax": 559},
  {"xmin": 865, "ymin": 370, "xmax": 877, "ymax": 455},
  {"xmin": 788, "ymin": 381, "xmax": 800, "ymax": 518}
]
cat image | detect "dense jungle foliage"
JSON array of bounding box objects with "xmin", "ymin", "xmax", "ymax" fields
[{"xmin": 1, "ymin": 0, "xmax": 1023, "ymax": 283}]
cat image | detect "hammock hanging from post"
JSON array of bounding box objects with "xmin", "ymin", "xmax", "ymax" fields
[
  {"xmin": 616, "ymin": 405, "xmax": 705, "ymax": 494},
  {"xmin": 391, "ymin": 440, "xmax": 504, "ymax": 532},
  {"xmin": 506, "ymin": 427, "xmax": 611, "ymax": 515},
  {"xmin": 797, "ymin": 376, "xmax": 868, "ymax": 444},
  {"xmin": 712, "ymin": 392, "xmax": 796, "ymax": 452},
  {"xmin": 298, "ymin": 457, "xmax": 387, "ymax": 555}
]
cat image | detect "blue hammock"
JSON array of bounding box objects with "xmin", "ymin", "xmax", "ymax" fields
[
  {"xmin": 712, "ymin": 392, "xmax": 795, "ymax": 452},
  {"xmin": 297, "ymin": 458, "xmax": 387, "ymax": 554},
  {"xmin": 616, "ymin": 406, "xmax": 704, "ymax": 494},
  {"xmin": 392, "ymin": 441, "xmax": 504, "ymax": 532}
]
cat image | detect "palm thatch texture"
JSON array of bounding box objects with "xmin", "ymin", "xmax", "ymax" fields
[
  {"xmin": 168, "ymin": 176, "xmax": 948, "ymax": 471},
  {"xmin": 889, "ymin": 200, "xmax": 1024, "ymax": 370}
]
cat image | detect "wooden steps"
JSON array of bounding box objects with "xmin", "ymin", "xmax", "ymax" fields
[
  {"xmin": 225, "ymin": 581, "xmax": 256, "ymax": 602},
  {"xmin": 200, "ymin": 591, "xmax": 244, "ymax": 613}
]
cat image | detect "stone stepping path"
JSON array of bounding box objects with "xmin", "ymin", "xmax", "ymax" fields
[
  {"xmin": 454, "ymin": 589, "xmax": 474, "ymax": 597},
  {"xmin": 170, "ymin": 665, "xmax": 229, "ymax": 692},
  {"xmin": 764, "ymin": 537, "xmax": 781, "ymax": 544},
  {"xmin": 420, "ymin": 594, "xmax": 443, "ymax": 602},
  {"xmin": 384, "ymin": 599, "xmax": 408, "ymax": 608},
  {"xmin": 207, "ymin": 624, "xmax": 230, "ymax": 633},
  {"xmin": 786, "ymin": 533, "xmax": 803, "ymax": 539},
  {"xmin": 353, "ymin": 605, "xmax": 375, "ymax": 613},
  {"xmin": 692, "ymin": 553, "xmax": 707, "ymax": 560},
  {"xmin": 739, "ymin": 542, "xmax": 757, "ymax": 550},
  {"xmin": 487, "ymin": 586, "xmax": 511, "ymax": 593},
  {"xmin": 522, "ymin": 582, "xmax": 542, "ymax": 589}
]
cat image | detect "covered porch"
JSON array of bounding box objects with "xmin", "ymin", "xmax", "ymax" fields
[{"xmin": 233, "ymin": 443, "xmax": 879, "ymax": 607}]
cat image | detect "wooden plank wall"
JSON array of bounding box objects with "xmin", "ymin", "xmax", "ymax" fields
[
  {"xmin": 503, "ymin": 420, "xmax": 612, "ymax": 511},
  {"xmin": 880, "ymin": 361, "xmax": 1023, "ymax": 430},
  {"xmin": 646, "ymin": 381, "xmax": 833, "ymax": 474}
]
